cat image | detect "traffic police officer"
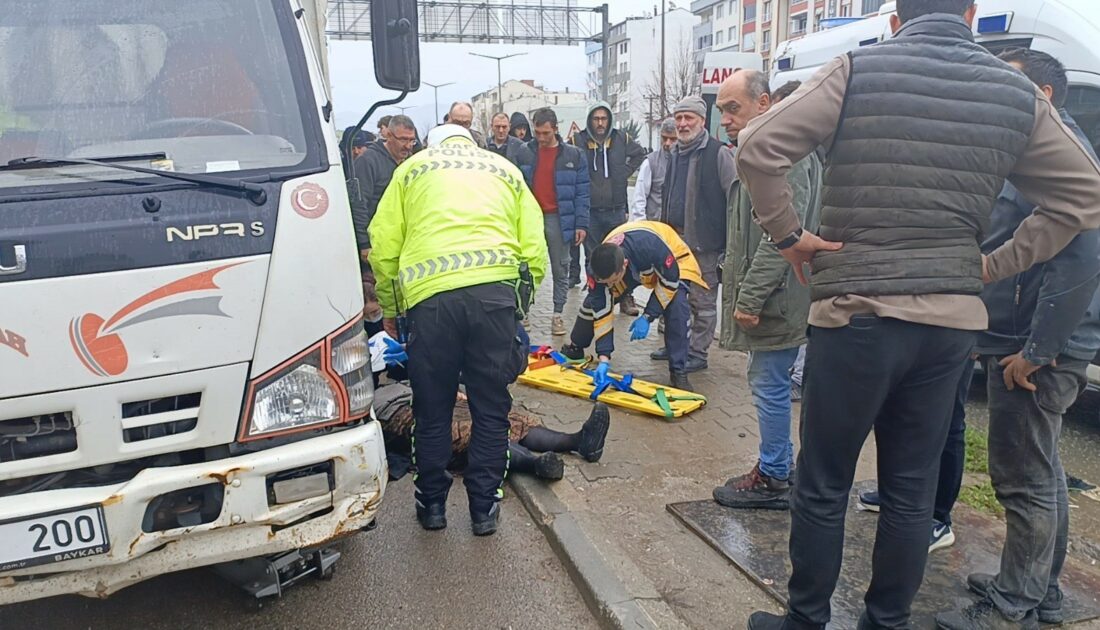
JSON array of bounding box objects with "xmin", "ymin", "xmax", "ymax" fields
[
  {"xmin": 370, "ymin": 124, "xmax": 547, "ymax": 536},
  {"xmin": 561, "ymin": 220, "xmax": 705, "ymax": 392}
]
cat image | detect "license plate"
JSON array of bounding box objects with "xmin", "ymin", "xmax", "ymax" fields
[{"xmin": 0, "ymin": 506, "xmax": 110, "ymax": 572}]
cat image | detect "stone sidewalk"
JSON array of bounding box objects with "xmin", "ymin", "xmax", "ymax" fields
[{"xmin": 509, "ymin": 284, "xmax": 880, "ymax": 628}]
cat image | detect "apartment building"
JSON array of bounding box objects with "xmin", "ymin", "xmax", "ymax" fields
[{"xmin": 693, "ymin": 0, "xmax": 887, "ymax": 69}]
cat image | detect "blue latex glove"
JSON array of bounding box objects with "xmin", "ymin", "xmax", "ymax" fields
[
  {"xmin": 382, "ymin": 337, "xmax": 408, "ymax": 367},
  {"xmin": 592, "ymin": 361, "xmax": 612, "ymax": 391},
  {"xmin": 628, "ymin": 316, "xmax": 651, "ymax": 341}
]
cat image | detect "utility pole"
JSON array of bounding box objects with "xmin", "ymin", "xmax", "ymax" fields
[
  {"xmin": 469, "ymin": 52, "xmax": 527, "ymax": 113},
  {"xmin": 660, "ymin": 0, "xmax": 667, "ymax": 117},
  {"xmin": 645, "ymin": 95, "xmax": 659, "ymax": 150},
  {"xmin": 600, "ymin": 4, "xmax": 611, "ymax": 103},
  {"xmin": 423, "ymin": 81, "xmax": 455, "ymax": 125}
]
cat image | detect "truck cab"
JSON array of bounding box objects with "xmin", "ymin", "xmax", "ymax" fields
[{"xmin": 0, "ymin": 0, "xmax": 416, "ymax": 603}]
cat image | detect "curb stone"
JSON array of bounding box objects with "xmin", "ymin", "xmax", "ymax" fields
[{"xmin": 510, "ymin": 474, "xmax": 684, "ymax": 630}]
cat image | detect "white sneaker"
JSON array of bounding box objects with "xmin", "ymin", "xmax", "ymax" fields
[
  {"xmin": 551, "ymin": 314, "xmax": 566, "ymax": 336},
  {"xmin": 929, "ymin": 521, "xmax": 956, "ymax": 553}
]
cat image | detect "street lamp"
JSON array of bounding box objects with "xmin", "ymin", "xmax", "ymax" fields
[
  {"xmin": 423, "ymin": 81, "xmax": 455, "ymax": 124},
  {"xmin": 468, "ymin": 52, "xmax": 528, "ymax": 114}
]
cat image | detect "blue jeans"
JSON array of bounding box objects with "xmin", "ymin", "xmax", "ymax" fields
[{"xmin": 747, "ymin": 347, "xmax": 800, "ymax": 480}]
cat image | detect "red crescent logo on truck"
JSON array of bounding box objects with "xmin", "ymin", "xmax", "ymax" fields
[
  {"xmin": 291, "ymin": 182, "xmax": 329, "ymax": 219},
  {"xmin": 69, "ymin": 263, "xmax": 243, "ymax": 377}
]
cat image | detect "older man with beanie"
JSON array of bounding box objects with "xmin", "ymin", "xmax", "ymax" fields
[
  {"xmin": 571, "ymin": 101, "xmax": 648, "ymax": 312},
  {"xmin": 734, "ymin": 0, "xmax": 1100, "ymax": 628},
  {"xmin": 656, "ymin": 95, "xmax": 735, "ymax": 373},
  {"xmin": 632, "ymin": 118, "xmax": 678, "ymax": 221}
]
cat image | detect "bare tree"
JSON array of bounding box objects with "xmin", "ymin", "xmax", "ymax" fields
[{"xmin": 639, "ymin": 37, "xmax": 697, "ymax": 129}]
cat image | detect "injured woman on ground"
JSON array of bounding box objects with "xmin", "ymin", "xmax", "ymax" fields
[{"xmin": 373, "ymin": 382, "xmax": 610, "ymax": 481}]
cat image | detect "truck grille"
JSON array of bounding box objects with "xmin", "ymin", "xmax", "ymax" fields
[
  {"xmin": 0, "ymin": 413, "xmax": 78, "ymax": 463},
  {"xmin": 121, "ymin": 393, "xmax": 201, "ymax": 443}
]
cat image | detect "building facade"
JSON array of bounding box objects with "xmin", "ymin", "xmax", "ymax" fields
[
  {"xmin": 470, "ymin": 79, "xmax": 586, "ymax": 136},
  {"xmin": 692, "ymin": 0, "xmax": 887, "ymax": 70},
  {"xmin": 584, "ymin": 8, "xmax": 699, "ymax": 143}
]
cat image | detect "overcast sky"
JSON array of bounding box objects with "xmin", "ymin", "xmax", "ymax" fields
[{"xmin": 329, "ymin": 1, "xmax": 639, "ymax": 133}]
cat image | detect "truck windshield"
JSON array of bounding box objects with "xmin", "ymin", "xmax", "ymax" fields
[{"xmin": 0, "ymin": 0, "xmax": 317, "ymax": 191}]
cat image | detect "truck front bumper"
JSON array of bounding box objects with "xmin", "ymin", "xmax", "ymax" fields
[{"xmin": 0, "ymin": 423, "xmax": 387, "ymax": 604}]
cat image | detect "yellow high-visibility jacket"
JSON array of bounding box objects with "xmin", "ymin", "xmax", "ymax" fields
[{"xmin": 369, "ymin": 138, "xmax": 548, "ymax": 316}]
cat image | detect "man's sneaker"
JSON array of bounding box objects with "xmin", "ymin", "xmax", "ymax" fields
[
  {"xmin": 650, "ymin": 347, "xmax": 670, "ymax": 361},
  {"xmin": 416, "ymin": 502, "xmax": 447, "ymax": 531},
  {"xmin": 967, "ymin": 573, "xmax": 1064, "ymax": 625},
  {"xmin": 791, "ymin": 382, "xmax": 803, "ymax": 402},
  {"xmin": 685, "ymin": 356, "xmax": 709, "ymax": 373},
  {"xmin": 930, "ymin": 520, "xmax": 956, "ymax": 552},
  {"xmin": 714, "ymin": 464, "xmax": 790, "ymax": 510},
  {"xmin": 534, "ymin": 453, "xmax": 565, "ymax": 480},
  {"xmin": 935, "ymin": 598, "xmax": 1039, "ymax": 630},
  {"xmin": 551, "ymin": 314, "xmax": 567, "ymax": 336},
  {"xmin": 619, "ymin": 294, "xmax": 640, "ymax": 316},
  {"xmin": 560, "ymin": 343, "xmax": 585, "ymax": 361},
  {"xmin": 577, "ymin": 403, "xmax": 611, "ymax": 462},
  {"xmin": 858, "ymin": 490, "xmax": 881, "ymax": 512},
  {"xmin": 471, "ymin": 503, "xmax": 501, "ymax": 537},
  {"xmin": 670, "ymin": 371, "xmax": 693, "ymax": 392},
  {"xmin": 747, "ymin": 611, "xmax": 787, "ymax": 630}
]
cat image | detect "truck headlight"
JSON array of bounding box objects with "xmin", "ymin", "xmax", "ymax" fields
[
  {"xmin": 239, "ymin": 318, "xmax": 374, "ymax": 442},
  {"xmin": 330, "ymin": 325, "xmax": 372, "ymax": 417}
]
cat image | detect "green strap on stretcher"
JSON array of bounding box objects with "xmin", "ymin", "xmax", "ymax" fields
[{"xmin": 651, "ymin": 388, "xmax": 707, "ymax": 418}]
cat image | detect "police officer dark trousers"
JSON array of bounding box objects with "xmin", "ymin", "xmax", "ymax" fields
[
  {"xmin": 369, "ymin": 125, "xmax": 547, "ymax": 536},
  {"xmin": 406, "ymin": 284, "xmax": 524, "ymax": 529}
]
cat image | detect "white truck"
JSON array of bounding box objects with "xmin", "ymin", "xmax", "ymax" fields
[{"xmin": 0, "ymin": 0, "xmax": 418, "ymax": 604}]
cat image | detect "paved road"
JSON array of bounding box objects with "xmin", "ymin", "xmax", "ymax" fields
[{"xmin": 0, "ymin": 479, "xmax": 598, "ymax": 630}]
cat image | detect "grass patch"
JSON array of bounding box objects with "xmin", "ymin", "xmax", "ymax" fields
[
  {"xmin": 965, "ymin": 427, "xmax": 989, "ymax": 474},
  {"xmin": 959, "ymin": 481, "xmax": 1004, "ymax": 516}
]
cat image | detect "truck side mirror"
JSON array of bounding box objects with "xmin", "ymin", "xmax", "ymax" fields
[{"xmin": 371, "ymin": 0, "xmax": 421, "ymax": 92}]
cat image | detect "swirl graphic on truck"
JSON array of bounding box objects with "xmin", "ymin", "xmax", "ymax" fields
[{"xmin": 69, "ymin": 263, "xmax": 242, "ymax": 377}]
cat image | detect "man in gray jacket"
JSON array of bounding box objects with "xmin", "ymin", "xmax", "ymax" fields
[
  {"xmin": 712, "ymin": 70, "xmax": 822, "ymax": 511},
  {"xmin": 632, "ymin": 118, "xmax": 678, "ymax": 221}
]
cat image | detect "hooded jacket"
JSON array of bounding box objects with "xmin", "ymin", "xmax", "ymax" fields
[
  {"xmin": 349, "ymin": 139, "xmax": 399, "ymax": 251},
  {"xmin": 571, "ymin": 101, "xmax": 647, "ymax": 210},
  {"xmin": 976, "ymin": 109, "xmax": 1100, "ymax": 365},
  {"xmin": 510, "ymin": 112, "xmax": 532, "ymax": 141}
]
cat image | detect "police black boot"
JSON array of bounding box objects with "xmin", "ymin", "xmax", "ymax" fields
[
  {"xmin": 416, "ymin": 502, "xmax": 447, "ymax": 531},
  {"xmin": 471, "ymin": 503, "xmax": 501, "ymax": 537},
  {"xmin": 670, "ymin": 371, "xmax": 693, "ymax": 392},
  {"xmin": 747, "ymin": 611, "xmax": 824, "ymax": 630},
  {"xmin": 560, "ymin": 343, "xmax": 585, "ymax": 361}
]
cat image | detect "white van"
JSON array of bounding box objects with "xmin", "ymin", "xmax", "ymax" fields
[{"xmin": 772, "ymin": 0, "xmax": 1100, "ymax": 154}]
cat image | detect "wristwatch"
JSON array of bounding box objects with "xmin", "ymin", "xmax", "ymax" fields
[{"xmin": 774, "ymin": 228, "xmax": 804, "ymax": 250}]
